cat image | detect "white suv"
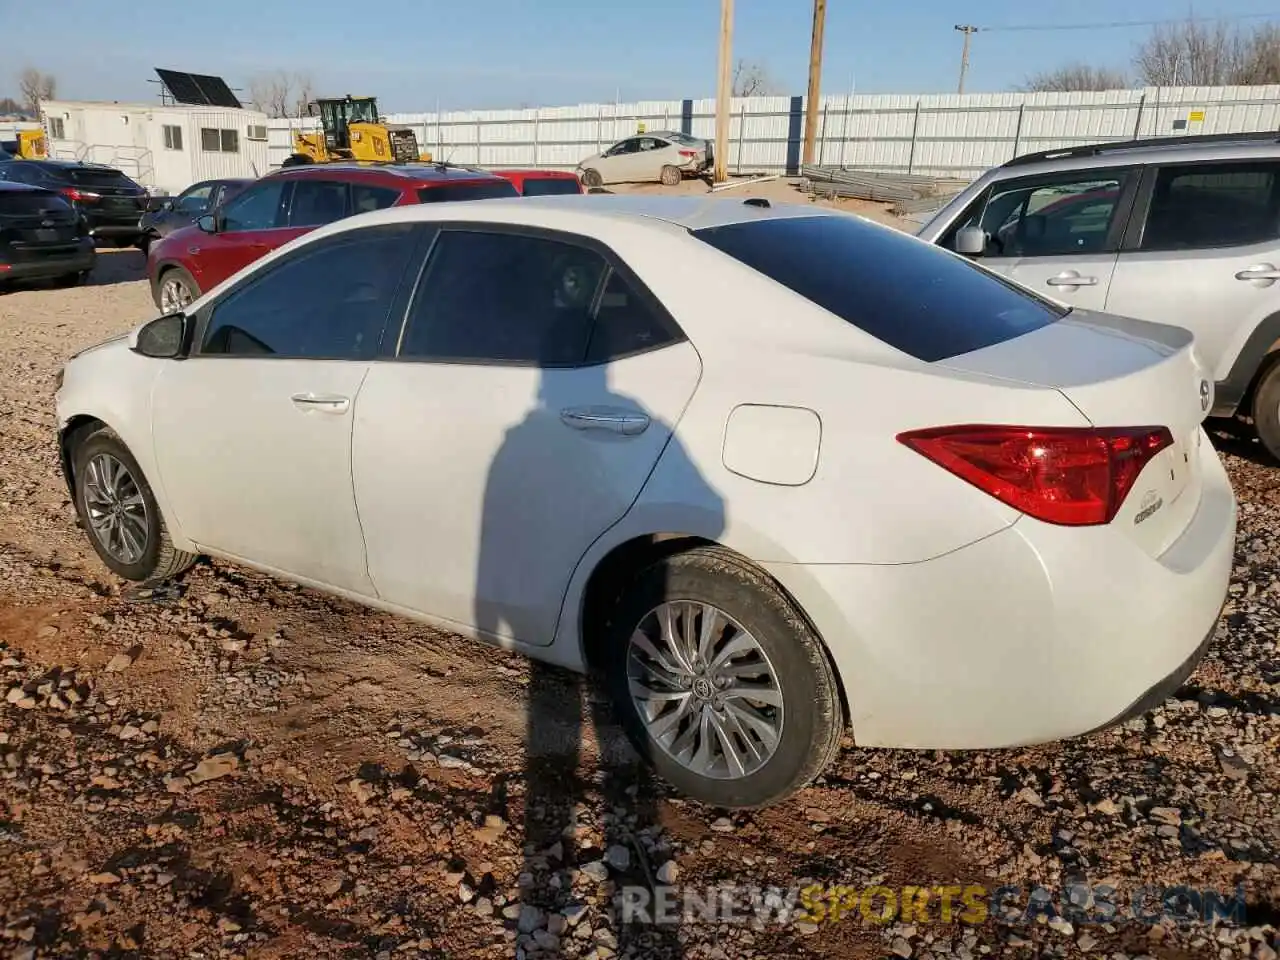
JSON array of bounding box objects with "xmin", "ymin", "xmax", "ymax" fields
[{"xmin": 918, "ymin": 131, "xmax": 1280, "ymax": 459}]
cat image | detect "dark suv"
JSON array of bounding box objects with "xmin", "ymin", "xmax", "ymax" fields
[
  {"xmin": 0, "ymin": 159, "xmax": 148, "ymax": 247},
  {"xmin": 0, "ymin": 182, "xmax": 95, "ymax": 290},
  {"xmin": 147, "ymin": 162, "xmax": 519, "ymax": 312}
]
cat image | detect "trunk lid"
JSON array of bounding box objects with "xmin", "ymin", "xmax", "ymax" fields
[{"xmin": 938, "ymin": 310, "xmax": 1211, "ymax": 558}]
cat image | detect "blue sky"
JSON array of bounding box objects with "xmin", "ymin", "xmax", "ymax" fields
[{"xmin": 4, "ymin": 0, "xmax": 1279, "ymax": 111}]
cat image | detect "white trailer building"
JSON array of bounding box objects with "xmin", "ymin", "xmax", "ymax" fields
[{"xmin": 39, "ymin": 100, "xmax": 270, "ymax": 194}]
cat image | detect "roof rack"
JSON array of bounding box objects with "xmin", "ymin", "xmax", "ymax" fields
[{"xmin": 1003, "ymin": 130, "xmax": 1280, "ymax": 168}]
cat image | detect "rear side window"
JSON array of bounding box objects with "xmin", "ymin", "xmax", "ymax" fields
[
  {"xmin": 521, "ymin": 177, "xmax": 582, "ymax": 197},
  {"xmin": 416, "ymin": 180, "xmax": 518, "ymax": 203},
  {"xmin": 351, "ymin": 183, "xmax": 401, "ymax": 213},
  {"xmin": 0, "ymin": 190, "xmax": 72, "ymax": 216},
  {"xmin": 288, "ymin": 179, "xmax": 349, "ymax": 227},
  {"xmin": 1141, "ymin": 162, "xmax": 1280, "ymax": 250},
  {"xmin": 693, "ymin": 215, "xmax": 1065, "ymax": 363},
  {"xmin": 399, "ymin": 229, "xmax": 606, "ymax": 364}
]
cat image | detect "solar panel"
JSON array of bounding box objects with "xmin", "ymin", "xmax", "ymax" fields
[{"xmin": 154, "ymin": 68, "xmax": 241, "ymax": 109}]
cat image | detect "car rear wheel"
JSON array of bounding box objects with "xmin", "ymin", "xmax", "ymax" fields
[
  {"xmin": 73, "ymin": 427, "xmax": 197, "ymax": 583},
  {"xmin": 581, "ymin": 168, "xmax": 603, "ymax": 188},
  {"xmin": 1251, "ymin": 361, "xmax": 1280, "ymax": 462},
  {"xmin": 157, "ymin": 267, "xmax": 199, "ymax": 313},
  {"xmin": 601, "ymin": 545, "xmax": 844, "ymax": 808},
  {"xmin": 660, "ymin": 165, "xmax": 682, "ymax": 187}
]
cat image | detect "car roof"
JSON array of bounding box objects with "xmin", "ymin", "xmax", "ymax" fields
[
  {"xmin": 265, "ymin": 162, "xmax": 506, "ymax": 185},
  {"xmin": 493, "ymin": 169, "xmax": 579, "ymax": 179},
  {"xmin": 991, "ymin": 131, "xmax": 1280, "ymax": 178},
  {"xmin": 0, "ymin": 158, "xmax": 124, "ymax": 172}
]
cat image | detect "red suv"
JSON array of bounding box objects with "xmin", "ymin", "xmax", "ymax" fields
[
  {"xmin": 147, "ymin": 163, "xmax": 518, "ymax": 312},
  {"xmin": 492, "ymin": 169, "xmax": 584, "ymax": 196}
]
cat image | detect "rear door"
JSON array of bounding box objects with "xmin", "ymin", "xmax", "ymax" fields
[
  {"xmin": 1105, "ymin": 159, "xmax": 1280, "ymax": 387},
  {"xmin": 352, "ymin": 223, "xmax": 700, "ymax": 646},
  {"xmin": 936, "ymin": 168, "xmax": 1138, "ymax": 311}
]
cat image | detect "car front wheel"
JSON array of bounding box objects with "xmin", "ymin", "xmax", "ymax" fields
[
  {"xmin": 581, "ymin": 168, "xmax": 603, "ymax": 188},
  {"xmin": 602, "ymin": 545, "xmax": 844, "ymax": 809},
  {"xmin": 73, "ymin": 427, "xmax": 197, "ymax": 582},
  {"xmin": 157, "ymin": 267, "xmax": 199, "ymax": 313}
]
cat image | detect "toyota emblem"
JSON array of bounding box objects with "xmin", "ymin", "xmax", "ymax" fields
[{"xmin": 1199, "ymin": 379, "xmax": 1211, "ymax": 412}]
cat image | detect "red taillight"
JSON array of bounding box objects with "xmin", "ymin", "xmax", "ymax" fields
[
  {"xmin": 60, "ymin": 187, "xmax": 100, "ymax": 203},
  {"xmin": 897, "ymin": 425, "xmax": 1174, "ymax": 526},
  {"xmin": 679, "ymin": 149, "xmax": 699, "ymax": 157}
]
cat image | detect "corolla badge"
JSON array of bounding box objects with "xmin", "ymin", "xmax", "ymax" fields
[
  {"xmin": 1199, "ymin": 379, "xmax": 1211, "ymax": 412},
  {"xmin": 1134, "ymin": 489, "xmax": 1164, "ymax": 525}
]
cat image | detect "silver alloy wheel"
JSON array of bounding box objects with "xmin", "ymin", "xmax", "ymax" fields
[
  {"xmin": 626, "ymin": 600, "xmax": 784, "ymax": 780},
  {"xmin": 83, "ymin": 453, "xmax": 149, "ymax": 565},
  {"xmin": 159, "ymin": 276, "xmax": 192, "ymax": 313}
]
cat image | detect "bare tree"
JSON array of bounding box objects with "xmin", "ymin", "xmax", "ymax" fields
[
  {"xmin": 291, "ymin": 73, "xmax": 314, "ymax": 118},
  {"xmin": 1133, "ymin": 18, "xmax": 1280, "ymax": 85},
  {"xmin": 1022, "ymin": 63, "xmax": 1129, "ymax": 92},
  {"xmin": 0, "ymin": 96, "xmax": 24, "ymax": 116},
  {"xmin": 17, "ymin": 67, "xmax": 56, "ymax": 115},
  {"xmin": 248, "ymin": 71, "xmax": 315, "ymax": 118},
  {"xmin": 732, "ymin": 59, "xmax": 776, "ymax": 97}
]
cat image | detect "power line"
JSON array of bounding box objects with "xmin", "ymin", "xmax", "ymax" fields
[{"xmin": 977, "ymin": 11, "xmax": 1280, "ymax": 33}]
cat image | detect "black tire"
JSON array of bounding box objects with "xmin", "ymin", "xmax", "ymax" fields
[
  {"xmin": 659, "ymin": 165, "xmax": 682, "ymax": 187},
  {"xmin": 52, "ymin": 270, "xmax": 89, "ymax": 288},
  {"xmin": 1251, "ymin": 361, "xmax": 1280, "ymax": 462},
  {"xmin": 601, "ymin": 545, "xmax": 844, "ymax": 809},
  {"xmin": 155, "ymin": 265, "xmax": 200, "ymax": 312},
  {"xmin": 72, "ymin": 426, "xmax": 197, "ymax": 583},
  {"xmin": 136, "ymin": 234, "xmax": 153, "ymax": 256},
  {"xmin": 581, "ymin": 168, "xmax": 603, "ymax": 188}
]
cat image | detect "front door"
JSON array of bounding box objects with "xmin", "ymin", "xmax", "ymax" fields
[
  {"xmin": 353, "ymin": 225, "xmax": 700, "ymax": 645},
  {"xmin": 184, "ymin": 177, "xmax": 306, "ymax": 293},
  {"xmin": 150, "ymin": 222, "xmax": 422, "ymax": 593},
  {"xmin": 940, "ymin": 170, "xmax": 1137, "ymax": 312}
]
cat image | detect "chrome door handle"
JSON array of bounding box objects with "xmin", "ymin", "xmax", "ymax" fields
[
  {"xmin": 290, "ymin": 393, "xmax": 350, "ymax": 413},
  {"xmin": 1235, "ymin": 264, "xmax": 1280, "ymax": 281},
  {"xmin": 1045, "ymin": 273, "xmax": 1098, "ymax": 287},
  {"xmin": 560, "ymin": 407, "xmax": 650, "ymax": 436}
]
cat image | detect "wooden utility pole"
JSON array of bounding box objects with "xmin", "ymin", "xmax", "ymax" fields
[
  {"xmin": 714, "ymin": 0, "xmax": 734, "ymax": 182},
  {"xmin": 802, "ymin": 0, "xmax": 827, "ymax": 167},
  {"xmin": 954, "ymin": 24, "xmax": 978, "ymax": 94}
]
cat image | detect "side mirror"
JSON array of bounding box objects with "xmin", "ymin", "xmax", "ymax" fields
[
  {"xmin": 133, "ymin": 313, "xmax": 188, "ymax": 359},
  {"xmin": 196, "ymin": 213, "xmax": 218, "ymax": 233},
  {"xmin": 954, "ymin": 225, "xmax": 987, "ymax": 257}
]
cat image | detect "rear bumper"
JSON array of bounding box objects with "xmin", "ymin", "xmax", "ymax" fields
[
  {"xmin": 0, "ymin": 246, "xmax": 95, "ymax": 280},
  {"xmin": 764, "ymin": 432, "xmax": 1236, "ymax": 750}
]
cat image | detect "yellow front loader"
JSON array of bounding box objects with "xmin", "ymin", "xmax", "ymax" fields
[
  {"xmin": 284, "ymin": 95, "xmax": 431, "ymax": 166},
  {"xmin": 1, "ymin": 129, "xmax": 48, "ymax": 159}
]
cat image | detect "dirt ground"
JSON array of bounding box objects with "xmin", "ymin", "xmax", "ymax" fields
[{"xmin": 0, "ymin": 227, "xmax": 1277, "ymax": 960}]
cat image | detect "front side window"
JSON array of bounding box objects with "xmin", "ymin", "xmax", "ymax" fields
[
  {"xmin": 1141, "ymin": 161, "xmax": 1280, "ymax": 251},
  {"xmin": 944, "ymin": 174, "xmax": 1129, "ymax": 258},
  {"xmin": 288, "ymin": 179, "xmax": 349, "ymax": 227},
  {"xmin": 399, "ymin": 229, "xmax": 607, "ymax": 364},
  {"xmin": 200, "ymin": 223, "xmax": 419, "ymax": 360},
  {"xmin": 415, "ymin": 180, "xmax": 518, "ymax": 203},
  {"xmin": 219, "ymin": 180, "xmax": 288, "ymax": 232}
]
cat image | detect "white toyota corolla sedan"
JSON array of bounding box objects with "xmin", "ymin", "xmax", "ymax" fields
[{"xmin": 54, "ymin": 194, "xmax": 1236, "ymax": 809}]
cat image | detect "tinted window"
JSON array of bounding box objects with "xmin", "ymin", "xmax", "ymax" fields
[
  {"xmin": 220, "ymin": 180, "xmax": 288, "ymax": 232},
  {"xmin": 521, "ymin": 177, "xmax": 582, "ymax": 197},
  {"xmin": 288, "ymin": 179, "xmax": 349, "ymax": 227},
  {"xmin": 585, "ymin": 270, "xmax": 682, "ymax": 362},
  {"xmin": 694, "ymin": 215, "xmax": 1064, "ymax": 363},
  {"xmin": 400, "ymin": 229, "xmax": 606, "ymax": 364},
  {"xmin": 64, "ymin": 167, "xmax": 137, "ymax": 189},
  {"xmin": 352, "ymin": 183, "xmax": 401, "ymax": 213},
  {"xmin": 416, "ymin": 180, "xmax": 518, "ymax": 203},
  {"xmin": 174, "ymin": 183, "xmax": 214, "ymax": 213},
  {"xmin": 201, "ymin": 223, "xmax": 418, "ymax": 359},
  {"xmin": 1141, "ymin": 162, "xmax": 1280, "ymax": 250},
  {"xmin": 0, "ymin": 190, "xmax": 72, "ymax": 216},
  {"xmin": 3, "ymin": 165, "xmax": 43, "ymax": 185}
]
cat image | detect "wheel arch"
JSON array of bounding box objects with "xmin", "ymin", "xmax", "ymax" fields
[
  {"xmin": 576, "ymin": 531, "xmax": 853, "ymax": 732},
  {"xmin": 1213, "ymin": 308, "xmax": 1280, "ymax": 416}
]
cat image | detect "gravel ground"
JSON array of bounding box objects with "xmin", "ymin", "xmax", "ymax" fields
[{"xmin": 0, "ymin": 245, "xmax": 1277, "ymax": 960}]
